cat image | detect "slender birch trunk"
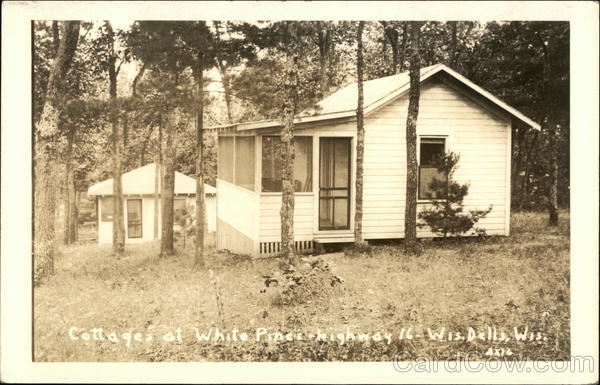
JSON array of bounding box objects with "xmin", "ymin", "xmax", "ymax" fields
[
  {"xmin": 280, "ymin": 22, "xmax": 300, "ymax": 266},
  {"xmin": 354, "ymin": 21, "xmax": 366, "ymax": 246},
  {"xmin": 160, "ymin": 111, "xmax": 176, "ymax": 257},
  {"xmin": 153, "ymin": 148, "xmax": 160, "ymax": 240},
  {"xmin": 106, "ymin": 22, "xmax": 125, "ymax": 256},
  {"xmin": 193, "ymin": 58, "xmax": 206, "ymax": 268},
  {"xmin": 404, "ymin": 21, "xmax": 421, "ymax": 255}
]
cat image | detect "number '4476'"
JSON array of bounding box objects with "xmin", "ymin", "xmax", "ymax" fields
[{"xmin": 485, "ymin": 347, "xmax": 513, "ymax": 357}]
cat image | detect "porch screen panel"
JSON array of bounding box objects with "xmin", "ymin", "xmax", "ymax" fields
[
  {"xmin": 261, "ymin": 136, "xmax": 312, "ymax": 192},
  {"xmin": 234, "ymin": 136, "xmax": 255, "ymax": 191},
  {"xmin": 218, "ymin": 136, "xmax": 234, "ymax": 183}
]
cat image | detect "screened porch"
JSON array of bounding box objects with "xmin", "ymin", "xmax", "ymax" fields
[{"xmin": 216, "ymin": 130, "xmax": 355, "ymax": 257}]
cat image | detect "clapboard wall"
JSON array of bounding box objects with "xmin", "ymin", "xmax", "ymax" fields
[{"xmin": 361, "ymin": 78, "xmax": 511, "ymax": 239}]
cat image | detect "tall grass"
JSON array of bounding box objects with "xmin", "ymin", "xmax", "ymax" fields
[{"xmin": 34, "ymin": 211, "xmax": 570, "ymax": 361}]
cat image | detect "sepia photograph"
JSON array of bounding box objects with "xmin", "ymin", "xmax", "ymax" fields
[{"xmin": 1, "ymin": 1, "xmax": 598, "ymax": 383}]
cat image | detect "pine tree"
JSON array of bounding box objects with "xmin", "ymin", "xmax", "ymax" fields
[{"xmin": 418, "ymin": 152, "xmax": 492, "ymax": 237}]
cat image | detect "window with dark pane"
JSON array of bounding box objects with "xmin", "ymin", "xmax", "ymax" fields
[
  {"xmin": 419, "ymin": 137, "xmax": 448, "ymax": 199},
  {"xmin": 127, "ymin": 199, "xmax": 142, "ymax": 238}
]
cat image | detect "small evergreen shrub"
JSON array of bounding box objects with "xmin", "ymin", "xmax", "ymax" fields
[{"xmin": 418, "ymin": 152, "xmax": 492, "ymax": 238}]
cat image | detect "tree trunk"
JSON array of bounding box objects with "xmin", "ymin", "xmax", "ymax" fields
[
  {"xmin": 216, "ymin": 60, "xmax": 233, "ymax": 124},
  {"xmin": 537, "ymin": 31, "xmax": 559, "ymax": 226},
  {"xmin": 160, "ymin": 111, "xmax": 176, "ymax": 257},
  {"xmin": 317, "ymin": 22, "xmax": 333, "ymax": 96},
  {"xmin": 66, "ymin": 162, "xmax": 77, "ymax": 244},
  {"xmin": 354, "ymin": 21, "xmax": 366, "ymax": 246},
  {"xmin": 63, "ymin": 124, "xmax": 78, "ymax": 244},
  {"xmin": 280, "ymin": 22, "xmax": 300, "ymax": 266},
  {"xmin": 399, "ymin": 22, "xmax": 408, "ymax": 72},
  {"xmin": 404, "ymin": 21, "xmax": 421, "ymax": 255},
  {"xmin": 547, "ymin": 121, "xmax": 559, "ymax": 226},
  {"xmin": 213, "ymin": 21, "xmax": 233, "ymax": 123},
  {"xmin": 193, "ymin": 59, "xmax": 206, "ymax": 268},
  {"xmin": 449, "ymin": 21, "xmax": 458, "ymax": 68},
  {"xmin": 106, "ymin": 22, "xmax": 125, "ymax": 256},
  {"xmin": 153, "ymin": 141, "xmax": 161, "ymax": 241},
  {"xmin": 74, "ymin": 190, "xmax": 80, "ymax": 242},
  {"xmin": 33, "ymin": 20, "xmax": 80, "ymax": 285},
  {"xmin": 381, "ymin": 21, "xmax": 400, "ymax": 74}
]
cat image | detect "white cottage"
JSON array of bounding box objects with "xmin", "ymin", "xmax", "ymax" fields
[
  {"xmin": 212, "ymin": 64, "xmax": 540, "ymax": 257},
  {"xmin": 87, "ymin": 163, "xmax": 216, "ymax": 244}
]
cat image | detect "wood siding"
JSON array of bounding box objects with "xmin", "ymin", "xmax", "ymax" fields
[
  {"xmin": 216, "ymin": 180, "xmax": 259, "ymax": 253},
  {"xmin": 259, "ymin": 194, "xmax": 315, "ymax": 241},
  {"xmin": 362, "ymin": 79, "xmax": 510, "ymax": 239},
  {"xmin": 97, "ymin": 194, "xmax": 216, "ymax": 244}
]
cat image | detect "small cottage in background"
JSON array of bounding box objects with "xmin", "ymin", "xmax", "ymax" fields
[
  {"xmin": 87, "ymin": 163, "xmax": 216, "ymax": 245},
  {"xmin": 211, "ymin": 64, "xmax": 540, "ymax": 257}
]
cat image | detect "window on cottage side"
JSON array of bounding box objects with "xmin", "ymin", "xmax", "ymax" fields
[
  {"xmin": 101, "ymin": 198, "xmax": 114, "ymax": 222},
  {"xmin": 127, "ymin": 199, "xmax": 142, "ymax": 238},
  {"xmin": 419, "ymin": 137, "xmax": 448, "ymax": 199},
  {"xmin": 261, "ymin": 136, "xmax": 313, "ymax": 192}
]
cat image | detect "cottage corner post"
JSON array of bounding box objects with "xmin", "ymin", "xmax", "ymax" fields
[
  {"xmin": 404, "ymin": 21, "xmax": 422, "ymax": 255},
  {"xmin": 354, "ymin": 21, "xmax": 366, "ymax": 247}
]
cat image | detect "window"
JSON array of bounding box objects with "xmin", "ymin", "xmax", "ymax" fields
[
  {"xmin": 101, "ymin": 198, "xmax": 114, "ymax": 222},
  {"xmin": 419, "ymin": 137, "xmax": 448, "ymax": 199},
  {"xmin": 261, "ymin": 136, "xmax": 313, "ymax": 192},
  {"xmin": 127, "ymin": 199, "xmax": 142, "ymax": 238},
  {"xmin": 234, "ymin": 136, "xmax": 255, "ymax": 190},
  {"xmin": 218, "ymin": 136, "xmax": 234, "ymax": 183}
]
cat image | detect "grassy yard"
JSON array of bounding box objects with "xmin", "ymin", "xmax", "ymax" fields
[{"xmin": 34, "ymin": 211, "xmax": 570, "ymax": 362}]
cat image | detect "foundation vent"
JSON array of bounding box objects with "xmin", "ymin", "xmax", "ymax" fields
[{"xmin": 259, "ymin": 240, "xmax": 314, "ymax": 257}]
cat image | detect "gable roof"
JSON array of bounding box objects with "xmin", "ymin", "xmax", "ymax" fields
[
  {"xmin": 219, "ymin": 63, "xmax": 540, "ymax": 132},
  {"xmin": 87, "ymin": 163, "xmax": 216, "ymax": 196}
]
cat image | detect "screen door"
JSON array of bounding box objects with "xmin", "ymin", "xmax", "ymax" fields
[{"xmin": 319, "ymin": 137, "xmax": 351, "ymax": 230}]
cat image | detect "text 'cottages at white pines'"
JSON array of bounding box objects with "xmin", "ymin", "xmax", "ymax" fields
[
  {"xmin": 87, "ymin": 163, "xmax": 216, "ymax": 244},
  {"xmin": 212, "ymin": 64, "xmax": 540, "ymax": 257}
]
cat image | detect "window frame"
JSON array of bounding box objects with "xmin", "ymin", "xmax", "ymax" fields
[
  {"xmin": 101, "ymin": 197, "xmax": 114, "ymax": 222},
  {"xmin": 126, "ymin": 198, "xmax": 143, "ymax": 239},
  {"xmin": 417, "ymin": 136, "xmax": 449, "ymax": 201}
]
